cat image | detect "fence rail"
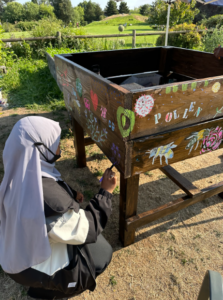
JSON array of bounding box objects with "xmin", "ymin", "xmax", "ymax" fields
[{"xmin": 1, "ymin": 29, "xmax": 211, "ymax": 45}]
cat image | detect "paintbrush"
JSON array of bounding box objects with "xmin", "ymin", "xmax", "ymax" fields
[{"xmin": 99, "ymin": 163, "xmax": 116, "ymax": 182}]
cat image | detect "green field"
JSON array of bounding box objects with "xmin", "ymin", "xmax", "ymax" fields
[{"xmin": 1, "ymin": 14, "xmax": 160, "ymax": 48}]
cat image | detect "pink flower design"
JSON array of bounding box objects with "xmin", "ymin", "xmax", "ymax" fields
[
  {"xmin": 84, "ymin": 98, "xmax": 90, "ymax": 110},
  {"xmin": 200, "ymin": 126, "xmax": 223, "ymax": 154}
]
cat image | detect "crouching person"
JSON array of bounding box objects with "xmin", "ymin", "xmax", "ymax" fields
[{"xmin": 0, "ymin": 116, "xmax": 117, "ymax": 300}]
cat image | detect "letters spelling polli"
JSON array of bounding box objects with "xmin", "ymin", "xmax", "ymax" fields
[{"xmin": 154, "ymin": 102, "xmax": 202, "ymax": 124}]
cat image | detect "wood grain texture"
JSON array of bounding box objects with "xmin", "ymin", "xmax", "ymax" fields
[
  {"xmin": 160, "ymin": 165, "xmax": 201, "ymax": 197},
  {"xmin": 131, "ymin": 117, "xmax": 223, "ymax": 175},
  {"xmin": 60, "ymin": 47, "xmax": 161, "ymax": 78},
  {"xmin": 54, "ymin": 54, "xmax": 131, "ymax": 175},
  {"xmin": 126, "ymin": 181, "xmax": 223, "ymax": 231},
  {"xmin": 170, "ymin": 48, "xmax": 223, "ymax": 79},
  {"xmin": 72, "ymin": 117, "xmax": 86, "ymax": 168},
  {"xmin": 119, "ymin": 173, "xmax": 139, "ymax": 246}
]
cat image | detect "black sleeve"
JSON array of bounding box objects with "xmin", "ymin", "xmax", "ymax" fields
[{"xmin": 83, "ymin": 188, "xmax": 113, "ymax": 244}]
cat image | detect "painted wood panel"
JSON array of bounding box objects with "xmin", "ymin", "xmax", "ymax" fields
[
  {"xmin": 130, "ymin": 76, "xmax": 223, "ymax": 139},
  {"xmin": 131, "ymin": 117, "xmax": 223, "ymax": 175},
  {"xmin": 54, "ymin": 55, "xmax": 131, "ymax": 175}
]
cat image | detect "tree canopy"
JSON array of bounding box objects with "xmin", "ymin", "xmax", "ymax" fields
[
  {"xmin": 148, "ymin": 0, "xmax": 199, "ymax": 26},
  {"xmin": 139, "ymin": 4, "xmax": 150, "ymax": 16},
  {"xmin": 104, "ymin": 0, "xmax": 119, "ymax": 16},
  {"xmin": 78, "ymin": 0, "xmax": 103, "ymax": 23},
  {"xmin": 23, "ymin": 2, "xmax": 39, "ymax": 21},
  {"xmin": 119, "ymin": 2, "xmax": 129, "ymax": 14},
  {"xmin": 2, "ymin": 2, "xmax": 23, "ymax": 22},
  {"xmin": 52, "ymin": 0, "xmax": 73, "ymax": 24}
]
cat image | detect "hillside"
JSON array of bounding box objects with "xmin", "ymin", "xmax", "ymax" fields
[{"xmin": 87, "ymin": 14, "xmax": 147, "ymax": 26}]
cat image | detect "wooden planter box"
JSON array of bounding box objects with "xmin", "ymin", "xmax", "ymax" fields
[{"xmin": 54, "ymin": 46, "xmax": 223, "ymax": 246}]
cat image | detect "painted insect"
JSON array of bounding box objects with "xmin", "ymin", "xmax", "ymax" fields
[
  {"xmin": 145, "ymin": 142, "xmax": 177, "ymax": 165},
  {"xmin": 185, "ymin": 129, "xmax": 210, "ymax": 154}
]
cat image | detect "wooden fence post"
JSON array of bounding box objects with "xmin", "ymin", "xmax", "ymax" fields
[
  {"xmin": 57, "ymin": 31, "xmax": 61, "ymax": 45},
  {"xmin": 132, "ymin": 30, "xmax": 136, "ymax": 48}
]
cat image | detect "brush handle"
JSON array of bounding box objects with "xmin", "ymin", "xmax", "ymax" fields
[{"xmin": 99, "ymin": 164, "xmax": 115, "ymax": 182}]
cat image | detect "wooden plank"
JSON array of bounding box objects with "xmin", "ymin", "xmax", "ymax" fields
[
  {"xmin": 84, "ymin": 137, "xmax": 94, "ymax": 146},
  {"xmin": 160, "ymin": 165, "xmax": 201, "ymax": 197},
  {"xmin": 159, "ymin": 47, "xmax": 173, "ymax": 77},
  {"xmin": 72, "ymin": 117, "xmax": 86, "ymax": 168},
  {"xmin": 119, "ymin": 173, "xmax": 139, "ymax": 246},
  {"xmin": 130, "ymin": 76, "xmax": 223, "ymax": 139},
  {"xmin": 170, "ymin": 48, "xmax": 223, "ymax": 79},
  {"xmin": 60, "ymin": 47, "xmax": 162, "ymax": 78},
  {"xmin": 131, "ymin": 117, "xmax": 223, "ymax": 175},
  {"xmin": 54, "ymin": 54, "xmax": 129, "ymax": 175},
  {"xmin": 126, "ymin": 181, "xmax": 223, "ymax": 231}
]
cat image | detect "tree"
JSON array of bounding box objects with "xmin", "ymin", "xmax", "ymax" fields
[
  {"xmin": 119, "ymin": 2, "xmax": 129, "ymax": 14},
  {"xmin": 23, "ymin": 2, "xmax": 39, "ymax": 21},
  {"xmin": 52, "ymin": 0, "xmax": 73, "ymax": 24},
  {"xmin": 78, "ymin": 1, "xmax": 103, "ymax": 23},
  {"xmin": 0, "ymin": 0, "xmax": 14, "ymax": 19},
  {"xmin": 104, "ymin": 0, "xmax": 118, "ymax": 16},
  {"xmin": 2, "ymin": 2, "xmax": 23, "ymax": 22},
  {"xmin": 31, "ymin": 0, "xmax": 38, "ymax": 4},
  {"xmin": 73, "ymin": 6, "xmax": 84, "ymax": 24},
  {"xmin": 139, "ymin": 4, "xmax": 150, "ymax": 16},
  {"xmin": 39, "ymin": 3, "xmax": 55, "ymax": 19},
  {"xmin": 148, "ymin": 0, "xmax": 199, "ymax": 27}
]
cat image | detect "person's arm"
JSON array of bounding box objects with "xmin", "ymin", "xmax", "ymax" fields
[{"xmin": 47, "ymin": 169, "xmax": 117, "ymax": 245}]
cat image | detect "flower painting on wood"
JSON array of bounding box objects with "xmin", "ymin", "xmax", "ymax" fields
[
  {"xmin": 185, "ymin": 126, "xmax": 223, "ymax": 154},
  {"xmin": 134, "ymin": 95, "xmax": 155, "ymax": 118}
]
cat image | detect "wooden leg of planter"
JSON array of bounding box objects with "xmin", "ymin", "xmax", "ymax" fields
[
  {"xmin": 71, "ymin": 117, "xmax": 86, "ymax": 168},
  {"xmin": 119, "ymin": 173, "xmax": 139, "ymax": 247}
]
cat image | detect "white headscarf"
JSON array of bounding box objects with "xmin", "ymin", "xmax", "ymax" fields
[{"xmin": 0, "ymin": 116, "xmax": 62, "ymax": 274}]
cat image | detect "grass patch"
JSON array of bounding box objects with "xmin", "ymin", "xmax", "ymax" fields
[
  {"xmin": 113, "ymin": 186, "xmax": 120, "ymax": 195},
  {"xmin": 93, "ymin": 170, "xmax": 103, "ymax": 177},
  {"xmin": 1, "ymin": 58, "xmax": 63, "ymax": 110},
  {"xmin": 109, "ymin": 275, "xmax": 117, "ymax": 287},
  {"xmin": 84, "ymin": 190, "xmax": 94, "ymax": 199},
  {"xmin": 144, "ymin": 171, "xmax": 153, "ymax": 177}
]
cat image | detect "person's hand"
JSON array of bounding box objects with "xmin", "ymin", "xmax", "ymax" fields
[
  {"xmin": 101, "ymin": 168, "xmax": 117, "ymax": 194},
  {"xmin": 76, "ymin": 191, "xmax": 84, "ymax": 203},
  {"xmin": 214, "ymin": 46, "xmax": 223, "ymax": 59}
]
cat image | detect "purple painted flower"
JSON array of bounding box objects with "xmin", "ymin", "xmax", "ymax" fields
[
  {"xmin": 200, "ymin": 126, "xmax": 223, "ymax": 154},
  {"xmin": 103, "ymin": 128, "xmax": 107, "ymax": 135},
  {"xmin": 94, "ymin": 117, "xmax": 97, "ymax": 123}
]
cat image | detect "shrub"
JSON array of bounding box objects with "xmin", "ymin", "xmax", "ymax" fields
[
  {"xmin": 203, "ymin": 26, "xmax": 223, "ymax": 53},
  {"xmin": 2, "ymin": 23, "xmax": 21, "ymax": 32},
  {"xmin": 15, "ymin": 21, "xmax": 39, "ymax": 31},
  {"xmin": 156, "ymin": 23, "xmax": 205, "ymax": 50},
  {"xmin": 118, "ymin": 25, "xmax": 124, "ymax": 32},
  {"xmin": 201, "ymin": 15, "xmax": 223, "ymax": 29},
  {"xmin": 11, "ymin": 41, "xmax": 32, "ymax": 59}
]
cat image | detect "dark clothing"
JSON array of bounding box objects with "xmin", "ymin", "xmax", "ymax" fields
[{"xmin": 7, "ymin": 178, "xmax": 113, "ymax": 299}]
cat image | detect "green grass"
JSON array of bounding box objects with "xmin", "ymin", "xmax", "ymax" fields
[
  {"xmin": 1, "ymin": 31, "xmax": 32, "ymax": 39},
  {"xmin": 89, "ymin": 15, "xmax": 144, "ymax": 26},
  {"xmin": 0, "ymin": 58, "xmax": 64, "ymax": 110}
]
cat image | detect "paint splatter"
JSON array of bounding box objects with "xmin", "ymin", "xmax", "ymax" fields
[
  {"xmin": 212, "ymin": 82, "xmax": 221, "ymax": 93},
  {"xmin": 84, "ymin": 98, "xmax": 90, "ymax": 110},
  {"xmin": 76, "ymin": 78, "xmax": 82, "ymax": 97},
  {"xmin": 173, "ymin": 86, "xmax": 178, "ymax": 93},
  {"xmin": 117, "ymin": 107, "xmax": 135, "ymax": 138},
  {"xmin": 90, "ymin": 90, "xmax": 98, "ymax": 111},
  {"xmin": 110, "ymin": 143, "xmax": 121, "ymax": 164},
  {"xmin": 182, "ymin": 84, "xmax": 188, "ymax": 92},
  {"xmin": 191, "ymin": 82, "xmax": 197, "ymax": 90},
  {"xmin": 134, "ymin": 95, "xmax": 155, "ymax": 117},
  {"xmin": 166, "ymin": 87, "xmax": 171, "ymax": 94},
  {"xmin": 101, "ymin": 107, "xmax": 107, "ymax": 119},
  {"xmin": 145, "ymin": 142, "xmax": 177, "ymax": 165}
]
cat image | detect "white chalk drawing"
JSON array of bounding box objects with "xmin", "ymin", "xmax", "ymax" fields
[
  {"xmin": 86, "ymin": 111, "xmax": 108, "ymax": 143},
  {"xmin": 134, "ymin": 95, "xmax": 155, "ymax": 118},
  {"xmin": 145, "ymin": 142, "xmax": 177, "ymax": 165}
]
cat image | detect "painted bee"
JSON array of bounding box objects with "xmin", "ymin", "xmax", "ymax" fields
[
  {"xmin": 185, "ymin": 129, "xmax": 210, "ymax": 154},
  {"xmin": 146, "ymin": 142, "xmax": 177, "ymax": 165}
]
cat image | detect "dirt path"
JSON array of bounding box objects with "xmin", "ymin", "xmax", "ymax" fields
[{"xmin": 1, "ymin": 108, "xmax": 223, "ymax": 300}]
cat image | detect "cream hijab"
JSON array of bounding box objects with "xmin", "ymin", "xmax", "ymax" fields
[{"xmin": 0, "ymin": 116, "xmax": 62, "ymax": 274}]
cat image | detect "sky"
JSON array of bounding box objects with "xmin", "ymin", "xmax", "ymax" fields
[{"xmin": 14, "ymin": 0, "xmax": 154, "ymax": 10}]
